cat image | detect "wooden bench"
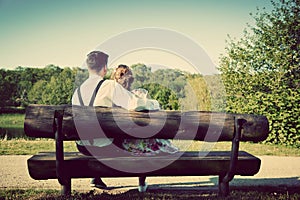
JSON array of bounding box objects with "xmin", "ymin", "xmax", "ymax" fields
[{"xmin": 24, "ymin": 104, "xmax": 269, "ymax": 196}]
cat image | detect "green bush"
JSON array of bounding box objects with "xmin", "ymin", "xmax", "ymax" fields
[{"xmin": 219, "ymin": 0, "xmax": 300, "ymax": 147}]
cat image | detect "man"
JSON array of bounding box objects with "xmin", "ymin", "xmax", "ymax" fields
[{"xmin": 72, "ymin": 50, "xmax": 158, "ymax": 191}]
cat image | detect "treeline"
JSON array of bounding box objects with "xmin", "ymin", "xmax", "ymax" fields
[
  {"xmin": 0, "ymin": 64, "xmax": 223, "ymax": 111},
  {"xmin": 0, "ymin": 65, "xmax": 85, "ymax": 107}
]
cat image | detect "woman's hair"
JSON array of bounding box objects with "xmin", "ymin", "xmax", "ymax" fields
[{"xmin": 111, "ymin": 64, "xmax": 134, "ymax": 90}]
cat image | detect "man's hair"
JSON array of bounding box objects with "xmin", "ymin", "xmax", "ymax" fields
[{"xmin": 86, "ymin": 51, "xmax": 109, "ymax": 72}]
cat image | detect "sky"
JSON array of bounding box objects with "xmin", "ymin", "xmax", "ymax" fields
[{"xmin": 0, "ymin": 0, "xmax": 273, "ymax": 74}]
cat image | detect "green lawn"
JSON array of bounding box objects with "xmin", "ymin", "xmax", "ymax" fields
[
  {"xmin": 0, "ymin": 139, "xmax": 299, "ymax": 156},
  {"xmin": 0, "ymin": 187, "xmax": 299, "ymax": 200},
  {"xmin": 0, "ymin": 113, "xmax": 24, "ymax": 128},
  {"xmin": 0, "ymin": 113, "xmax": 299, "ymax": 156}
]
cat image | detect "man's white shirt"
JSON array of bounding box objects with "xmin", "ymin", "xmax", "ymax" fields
[{"xmin": 72, "ymin": 74, "xmax": 160, "ymax": 147}]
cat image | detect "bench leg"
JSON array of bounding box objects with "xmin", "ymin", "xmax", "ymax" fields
[
  {"xmin": 139, "ymin": 176, "xmax": 146, "ymax": 186},
  {"xmin": 60, "ymin": 178, "xmax": 71, "ymax": 196},
  {"xmin": 218, "ymin": 174, "xmax": 229, "ymax": 197},
  {"xmin": 138, "ymin": 176, "xmax": 148, "ymax": 192}
]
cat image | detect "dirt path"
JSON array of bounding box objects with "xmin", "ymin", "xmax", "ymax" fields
[{"xmin": 0, "ymin": 155, "xmax": 299, "ymax": 193}]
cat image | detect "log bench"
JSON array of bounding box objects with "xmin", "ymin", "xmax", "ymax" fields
[{"xmin": 24, "ymin": 104, "xmax": 269, "ymax": 196}]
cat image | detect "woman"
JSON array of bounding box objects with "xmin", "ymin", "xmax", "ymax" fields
[
  {"xmin": 110, "ymin": 64, "xmax": 179, "ymax": 156},
  {"xmin": 110, "ymin": 64, "xmax": 179, "ymax": 192}
]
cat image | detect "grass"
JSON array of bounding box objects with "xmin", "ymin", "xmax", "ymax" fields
[
  {"xmin": 175, "ymin": 140, "xmax": 300, "ymax": 156},
  {"xmin": 0, "ymin": 139, "xmax": 299, "ymax": 156},
  {"xmin": 0, "ymin": 139, "xmax": 76, "ymax": 155},
  {"xmin": 0, "ymin": 187, "xmax": 299, "ymax": 200},
  {"xmin": 0, "ymin": 113, "xmax": 24, "ymax": 129}
]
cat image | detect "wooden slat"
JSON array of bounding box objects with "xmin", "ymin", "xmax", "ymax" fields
[
  {"xmin": 62, "ymin": 106, "xmax": 236, "ymax": 141},
  {"xmin": 24, "ymin": 104, "xmax": 269, "ymax": 142},
  {"xmin": 27, "ymin": 151, "xmax": 261, "ymax": 180},
  {"xmin": 24, "ymin": 104, "xmax": 67, "ymax": 138}
]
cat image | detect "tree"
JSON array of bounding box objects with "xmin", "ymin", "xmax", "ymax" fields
[
  {"xmin": 73, "ymin": 67, "xmax": 88, "ymax": 88},
  {"xmin": 129, "ymin": 64, "xmax": 185, "ymax": 110},
  {"xmin": 28, "ymin": 67, "xmax": 76, "ymax": 105},
  {"xmin": 130, "ymin": 63, "xmax": 152, "ymax": 89},
  {"xmin": 181, "ymin": 74, "xmax": 211, "ymax": 111},
  {"xmin": 142, "ymin": 83, "xmax": 179, "ymax": 110},
  {"xmin": 0, "ymin": 69, "xmax": 17, "ymax": 107},
  {"xmin": 219, "ymin": 0, "xmax": 300, "ymax": 147},
  {"xmin": 204, "ymin": 74, "xmax": 226, "ymax": 112},
  {"xmin": 27, "ymin": 80, "xmax": 48, "ymax": 104},
  {"xmin": 0, "ymin": 65, "xmax": 64, "ymax": 107},
  {"xmin": 41, "ymin": 67, "xmax": 75, "ymax": 105},
  {"xmin": 150, "ymin": 69, "xmax": 187, "ymax": 98}
]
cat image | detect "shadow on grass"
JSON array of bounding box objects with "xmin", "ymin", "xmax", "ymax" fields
[
  {"xmin": 0, "ymin": 177, "xmax": 299, "ymax": 200},
  {"xmin": 1, "ymin": 185, "xmax": 300, "ymax": 200},
  {"xmin": 211, "ymin": 176, "xmax": 300, "ymax": 187},
  {"xmin": 127, "ymin": 176, "xmax": 300, "ymax": 190},
  {"xmin": 15, "ymin": 186, "xmax": 300, "ymax": 200},
  {"xmin": 0, "ymin": 127, "xmax": 28, "ymax": 140},
  {"xmin": 64, "ymin": 176, "xmax": 299, "ymax": 193}
]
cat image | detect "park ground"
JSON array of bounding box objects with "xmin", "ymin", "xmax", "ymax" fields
[{"xmin": 0, "ymin": 155, "xmax": 299, "ymax": 196}]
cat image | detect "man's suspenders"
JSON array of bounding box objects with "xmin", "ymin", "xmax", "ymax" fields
[{"xmin": 77, "ymin": 79, "xmax": 105, "ymax": 106}]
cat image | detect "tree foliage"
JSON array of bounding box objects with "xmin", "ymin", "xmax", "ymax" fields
[
  {"xmin": 0, "ymin": 65, "xmax": 63, "ymax": 107},
  {"xmin": 1, "ymin": 62, "xmax": 226, "ymax": 113},
  {"xmin": 1, "ymin": 65, "xmax": 191, "ymax": 110},
  {"xmin": 130, "ymin": 64, "xmax": 188, "ymax": 110},
  {"xmin": 181, "ymin": 74, "xmax": 210, "ymax": 111},
  {"xmin": 150, "ymin": 69, "xmax": 187, "ymax": 98},
  {"xmin": 0, "ymin": 69, "xmax": 17, "ymax": 107},
  {"xmin": 219, "ymin": 0, "xmax": 300, "ymax": 147},
  {"xmin": 142, "ymin": 83, "xmax": 179, "ymax": 110}
]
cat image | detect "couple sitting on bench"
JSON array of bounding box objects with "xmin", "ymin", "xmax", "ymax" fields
[{"xmin": 72, "ymin": 51, "xmax": 179, "ymax": 192}]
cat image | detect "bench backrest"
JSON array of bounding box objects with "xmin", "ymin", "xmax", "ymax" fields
[{"xmin": 24, "ymin": 104, "xmax": 269, "ymax": 142}]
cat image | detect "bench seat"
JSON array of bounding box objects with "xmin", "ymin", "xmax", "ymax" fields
[{"xmin": 28, "ymin": 151, "xmax": 260, "ymax": 180}]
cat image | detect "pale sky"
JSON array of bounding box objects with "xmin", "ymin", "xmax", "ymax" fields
[{"xmin": 0, "ymin": 0, "xmax": 272, "ymax": 74}]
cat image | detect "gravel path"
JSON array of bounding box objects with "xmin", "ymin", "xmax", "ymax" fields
[{"xmin": 0, "ymin": 155, "xmax": 299, "ymax": 193}]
